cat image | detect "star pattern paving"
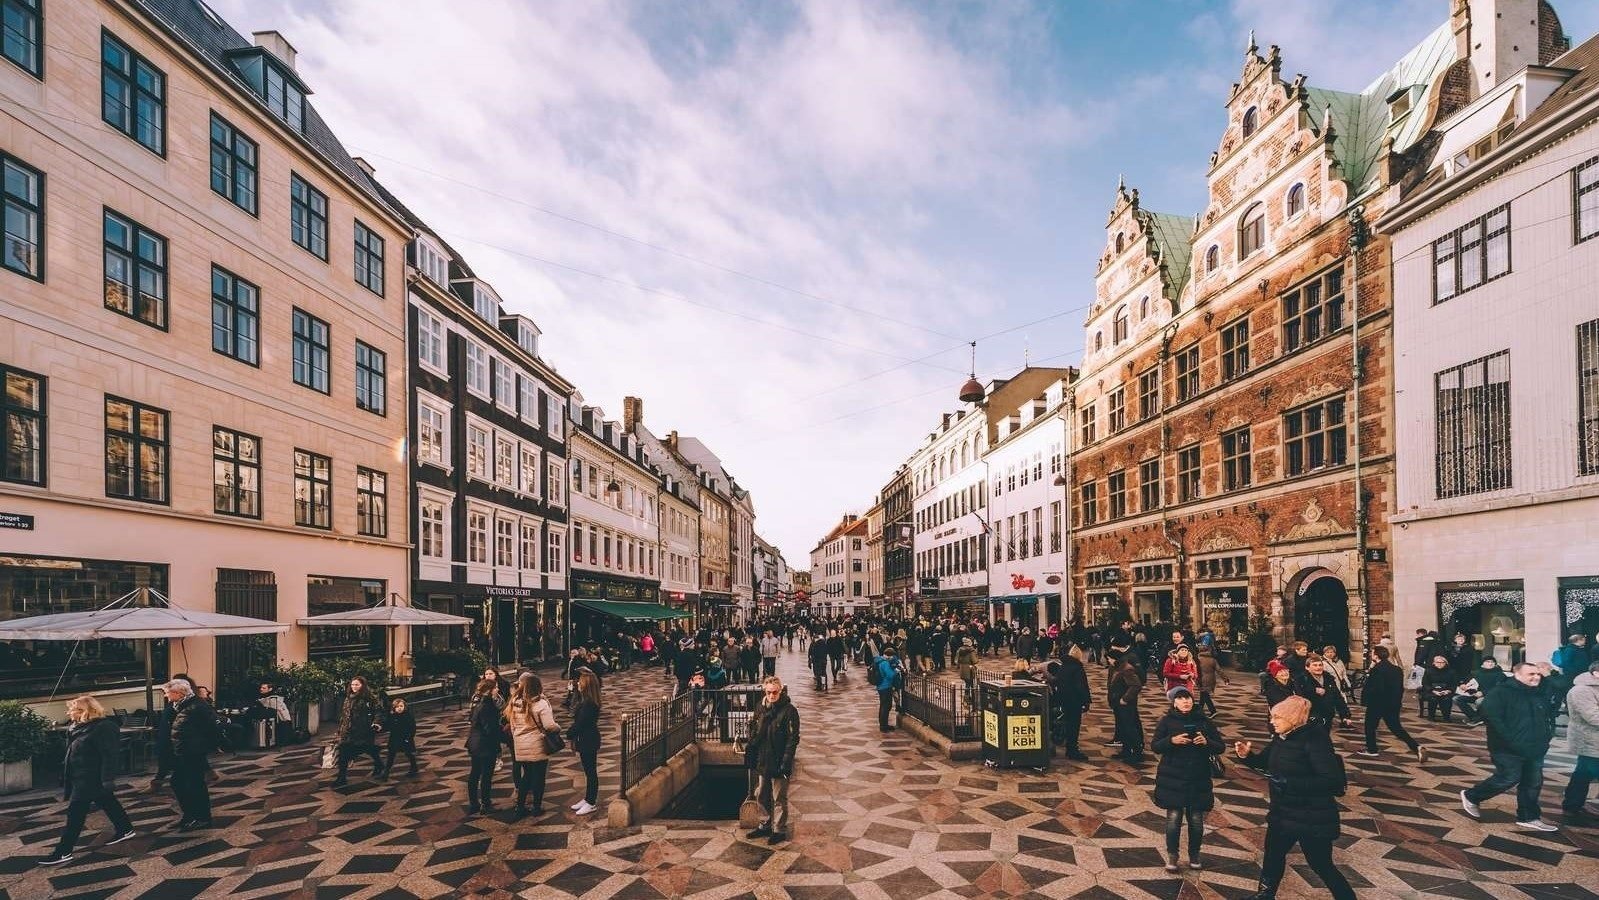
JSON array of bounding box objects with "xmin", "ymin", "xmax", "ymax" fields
[{"xmin": 0, "ymin": 649, "xmax": 1595, "ymax": 899}]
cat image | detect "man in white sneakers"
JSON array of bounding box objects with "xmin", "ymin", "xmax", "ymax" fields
[{"xmin": 1461, "ymin": 662, "xmax": 1559, "ymax": 832}]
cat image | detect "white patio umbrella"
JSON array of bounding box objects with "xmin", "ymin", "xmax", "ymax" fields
[
  {"xmin": 296, "ymin": 592, "xmax": 471, "ymax": 677},
  {"xmin": 0, "ymin": 587, "xmax": 289, "ymax": 711}
]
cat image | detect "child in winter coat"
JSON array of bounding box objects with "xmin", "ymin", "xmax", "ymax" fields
[{"xmin": 384, "ymin": 698, "xmax": 418, "ymax": 776}]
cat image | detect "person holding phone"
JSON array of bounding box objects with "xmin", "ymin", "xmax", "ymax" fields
[{"xmin": 1151, "ymin": 687, "xmax": 1225, "ymax": 872}]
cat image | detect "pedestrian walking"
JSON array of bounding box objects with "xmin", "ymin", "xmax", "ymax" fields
[
  {"xmin": 760, "ymin": 631, "xmax": 780, "ymax": 678},
  {"xmin": 1358, "ymin": 646, "xmax": 1425, "ymax": 761},
  {"xmin": 1196, "ymin": 647, "xmax": 1228, "ymax": 717},
  {"xmin": 1262, "ymin": 660, "xmax": 1295, "ymax": 728},
  {"xmin": 165, "ymin": 679, "xmax": 215, "ymax": 831},
  {"xmin": 1295, "ymin": 656, "xmax": 1351, "ymax": 730},
  {"xmin": 1162, "ymin": 646, "xmax": 1199, "ymax": 695},
  {"xmin": 745, "ymin": 675, "xmax": 800, "ymax": 845},
  {"xmin": 955, "ymin": 637, "xmax": 978, "ymax": 692},
  {"xmin": 36, "ymin": 696, "xmax": 136, "ymax": 866},
  {"xmin": 148, "ymin": 672, "xmax": 193, "ymax": 792},
  {"xmin": 567, "ymin": 669, "xmax": 603, "ymax": 815},
  {"xmin": 1234, "ymin": 696, "xmax": 1356, "ymax": 900},
  {"xmin": 1461, "ymin": 661, "xmax": 1560, "ymax": 831},
  {"xmin": 1048, "ymin": 656, "xmax": 1091, "ymax": 761},
  {"xmin": 1562, "ymin": 660, "xmax": 1599, "ymax": 824},
  {"xmin": 827, "ymin": 630, "xmax": 846, "ymax": 679},
  {"xmin": 808, "ymin": 634, "xmax": 830, "ymax": 690},
  {"xmin": 508, "ymin": 673, "xmax": 560, "ymax": 818},
  {"xmin": 332, "ymin": 677, "xmax": 385, "ymax": 786},
  {"xmin": 871, "ymin": 647, "xmax": 903, "ymax": 733},
  {"xmin": 383, "ymin": 698, "xmax": 418, "ymax": 776},
  {"xmin": 1109, "ymin": 655, "xmax": 1145, "ymax": 764},
  {"xmin": 1319, "ymin": 646, "xmax": 1352, "ymax": 698},
  {"xmin": 463, "ymin": 677, "xmax": 505, "ymax": 816},
  {"xmin": 1151, "ymin": 687, "xmax": 1224, "ymax": 872}
]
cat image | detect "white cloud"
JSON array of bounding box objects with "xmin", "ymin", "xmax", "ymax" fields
[{"xmin": 212, "ymin": 0, "xmax": 1077, "ymax": 562}]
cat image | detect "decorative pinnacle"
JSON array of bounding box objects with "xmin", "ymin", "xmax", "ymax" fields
[{"xmin": 1247, "ymin": 29, "xmax": 1257, "ymax": 55}]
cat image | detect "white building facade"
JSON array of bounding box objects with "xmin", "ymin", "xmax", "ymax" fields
[
  {"xmin": 910, "ymin": 406, "xmax": 990, "ymax": 616},
  {"xmin": 567, "ymin": 402, "xmax": 661, "ymax": 644},
  {"xmin": 1382, "ymin": 36, "xmax": 1599, "ymax": 667}
]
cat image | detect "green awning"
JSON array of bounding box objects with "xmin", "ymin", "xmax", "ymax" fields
[{"xmin": 572, "ymin": 599, "xmax": 692, "ymax": 622}]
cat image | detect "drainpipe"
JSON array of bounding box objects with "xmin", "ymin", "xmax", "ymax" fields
[
  {"xmin": 1348, "ymin": 205, "xmax": 1372, "ymax": 661},
  {"xmin": 1059, "ymin": 396, "xmax": 1075, "ymax": 626},
  {"xmin": 1157, "ymin": 323, "xmax": 1187, "ymax": 627}
]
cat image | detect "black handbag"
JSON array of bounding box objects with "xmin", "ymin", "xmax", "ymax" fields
[{"xmin": 543, "ymin": 729, "xmax": 565, "ymax": 754}]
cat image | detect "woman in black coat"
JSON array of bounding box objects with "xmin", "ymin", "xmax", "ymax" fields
[
  {"xmin": 463, "ymin": 677, "xmax": 505, "ymax": 815},
  {"xmin": 1151, "ymin": 687, "xmax": 1224, "ymax": 872},
  {"xmin": 1420, "ymin": 654, "xmax": 1458, "ymax": 721},
  {"xmin": 1234, "ymin": 695, "xmax": 1356, "ymax": 900},
  {"xmin": 566, "ymin": 670, "xmax": 603, "ymax": 816},
  {"xmin": 39, "ymin": 696, "xmax": 136, "ymax": 866}
]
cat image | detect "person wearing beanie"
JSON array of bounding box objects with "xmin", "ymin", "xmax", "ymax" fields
[
  {"xmin": 1234, "ymin": 696, "xmax": 1356, "ymax": 900},
  {"xmin": 1262, "ymin": 660, "xmax": 1295, "ymax": 730},
  {"xmin": 1152, "ymin": 687, "xmax": 1225, "ymax": 872}
]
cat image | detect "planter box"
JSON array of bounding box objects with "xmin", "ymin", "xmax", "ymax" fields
[{"xmin": 0, "ymin": 759, "xmax": 33, "ymax": 795}]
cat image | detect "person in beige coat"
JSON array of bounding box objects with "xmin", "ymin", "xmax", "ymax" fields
[{"xmin": 509, "ymin": 673, "xmax": 561, "ymax": 818}]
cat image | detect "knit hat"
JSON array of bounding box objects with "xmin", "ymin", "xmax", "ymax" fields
[
  {"xmin": 1266, "ymin": 660, "xmax": 1289, "ymax": 677},
  {"xmin": 1167, "ymin": 686, "xmax": 1193, "ymax": 701}
]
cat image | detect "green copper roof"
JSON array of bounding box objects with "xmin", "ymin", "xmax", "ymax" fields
[{"xmin": 1146, "ymin": 212, "xmax": 1196, "ymax": 294}]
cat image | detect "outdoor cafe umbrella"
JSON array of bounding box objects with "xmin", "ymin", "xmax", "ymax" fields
[
  {"xmin": 296, "ymin": 592, "xmax": 471, "ymax": 677},
  {"xmin": 0, "ymin": 587, "xmax": 289, "ymax": 712}
]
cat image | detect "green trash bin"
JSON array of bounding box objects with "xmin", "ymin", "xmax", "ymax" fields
[{"xmin": 978, "ymin": 678, "xmax": 1052, "ymax": 769}]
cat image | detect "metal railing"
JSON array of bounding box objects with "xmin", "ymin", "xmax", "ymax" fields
[
  {"xmin": 900, "ymin": 673, "xmax": 977, "ymax": 741},
  {"xmin": 619, "ymin": 691, "xmax": 695, "ymax": 794},
  {"xmin": 690, "ymin": 686, "xmax": 765, "ymax": 744}
]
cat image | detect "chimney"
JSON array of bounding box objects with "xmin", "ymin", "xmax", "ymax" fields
[
  {"xmin": 623, "ymin": 396, "xmax": 643, "ymax": 432},
  {"xmin": 667, "ymin": 430, "xmax": 678, "ymax": 450},
  {"xmin": 251, "ymin": 31, "xmax": 298, "ymax": 71},
  {"xmin": 1458, "ymin": 0, "xmax": 1543, "ymax": 100}
]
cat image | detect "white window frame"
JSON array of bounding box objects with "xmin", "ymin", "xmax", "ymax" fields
[
  {"xmin": 466, "ymin": 421, "xmax": 490, "ymax": 481},
  {"xmin": 417, "ymin": 393, "xmax": 450, "ymax": 470},
  {"xmin": 467, "ymin": 506, "xmax": 489, "ymax": 564},
  {"xmin": 415, "ymin": 237, "xmax": 449, "ymax": 288},
  {"xmin": 547, "ymin": 460, "xmax": 565, "ymax": 507},
  {"xmin": 517, "ymin": 375, "xmax": 536, "ymax": 424},
  {"xmin": 521, "ymin": 446, "xmax": 540, "ymax": 498},
  {"xmin": 416, "ymin": 306, "xmax": 446, "ymax": 375},
  {"xmin": 520, "ymin": 518, "xmax": 541, "ymax": 573},
  {"xmin": 547, "ymin": 395, "xmax": 565, "ymax": 439},
  {"xmin": 419, "ymin": 494, "xmax": 448, "ymax": 559},
  {"xmin": 464, "ymin": 340, "xmax": 489, "ymax": 398},
  {"xmin": 493, "ymin": 357, "xmax": 514, "ymax": 411},
  {"xmin": 495, "ymin": 433, "xmax": 515, "ymax": 487},
  {"xmin": 548, "ymin": 528, "xmax": 564, "ymax": 575},
  {"xmin": 473, "ymin": 284, "xmax": 498, "ymax": 323}
]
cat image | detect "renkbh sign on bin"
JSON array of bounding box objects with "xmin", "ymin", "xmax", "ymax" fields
[{"xmin": 978, "ymin": 678, "xmax": 1051, "ymax": 769}]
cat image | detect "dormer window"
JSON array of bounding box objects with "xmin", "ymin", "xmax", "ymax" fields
[
  {"xmin": 1241, "ymin": 106, "xmax": 1258, "ymax": 138},
  {"xmin": 414, "ymin": 238, "xmax": 449, "ymax": 288},
  {"xmin": 472, "ymin": 283, "xmax": 498, "ymax": 323},
  {"xmin": 1386, "ymin": 85, "xmax": 1416, "ymax": 122},
  {"xmin": 228, "ymin": 49, "xmax": 306, "ymax": 133},
  {"xmin": 517, "ymin": 321, "xmax": 540, "ymax": 357}
]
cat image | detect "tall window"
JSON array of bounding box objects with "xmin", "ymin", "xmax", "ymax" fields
[
  {"xmin": 495, "ymin": 434, "xmax": 514, "ymax": 486},
  {"xmin": 1204, "ymin": 245, "xmax": 1219, "ymax": 274},
  {"xmin": 467, "ymin": 424, "xmax": 489, "ymax": 480},
  {"xmin": 495, "ymin": 517, "xmax": 514, "ymax": 567},
  {"xmin": 493, "ymin": 359, "xmax": 513, "ymax": 408},
  {"xmin": 520, "ymin": 520, "xmax": 538, "ymax": 571},
  {"xmin": 289, "ymin": 174, "xmax": 328, "ymax": 259},
  {"xmin": 291, "ymin": 309, "xmax": 330, "ymax": 393},
  {"xmin": 416, "ymin": 307, "xmax": 445, "ymax": 372},
  {"xmin": 1079, "ymin": 479, "xmax": 1098, "ymax": 527},
  {"xmin": 353, "ymin": 342, "xmax": 385, "ymax": 415},
  {"xmin": 356, "ymin": 467, "xmax": 386, "ymax": 537},
  {"xmin": 1113, "ymin": 307, "xmax": 1129, "ymax": 343},
  {"xmin": 464, "ymin": 341, "xmax": 488, "ymax": 396},
  {"xmin": 293, "ymin": 449, "xmax": 331, "ymax": 528},
  {"xmin": 211, "ymin": 266, "xmax": 258, "ymax": 365},
  {"xmin": 1108, "ymin": 387, "xmax": 1126, "ymax": 433},
  {"xmin": 467, "ymin": 510, "xmax": 488, "ymax": 564},
  {"xmin": 1, "ymin": 153, "xmax": 42, "ymax": 279},
  {"xmin": 1285, "ymin": 183, "xmax": 1305, "ymax": 218},
  {"xmin": 233, "ymin": 50, "xmax": 305, "ymax": 132},
  {"xmin": 1238, "ymin": 203, "xmax": 1264, "ymax": 258},
  {"xmin": 417, "ymin": 401, "xmax": 446, "ymax": 467},
  {"xmin": 1, "ymin": 0, "xmax": 40, "ymax": 76},
  {"xmin": 1108, "ymin": 470, "xmax": 1127, "ymax": 520},
  {"xmin": 353, "ymin": 220, "xmax": 385, "ymax": 296},
  {"xmin": 1175, "ymin": 344, "xmax": 1200, "ymax": 402},
  {"xmin": 1241, "ymin": 106, "xmax": 1258, "ymax": 137},
  {"xmin": 1282, "ymin": 267, "xmax": 1346, "ymax": 353},
  {"xmin": 1581, "ymin": 318, "xmax": 1599, "ymax": 476},
  {"xmin": 1080, "ymin": 403, "xmax": 1096, "ymax": 445},
  {"xmin": 212, "ymin": 426, "xmax": 260, "ymax": 518},
  {"xmin": 1139, "ymin": 457, "xmax": 1161, "ymax": 511},
  {"xmin": 1577, "ymin": 157, "xmax": 1599, "ymax": 244},
  {"xmin": 547, "ymin": 460, "xmax": 564, "ymax": 506},
  {"xmin": 548, "ymin": 529, "xmax": 564, "ymax": 575},
  {"xmin": 1221, "ymin": 318, "xmax": 1250, "ymax": 381},
  {"xmin": 1436, "ymin": 351, "xmax": 1512, "ymax": 498},
  {"xmin": 520, "ymin": 446, "xmax": 539, "ymax": 496},
  {"xmin": 1049, "ymin": 501, "xmax": 1062, "ymax": 552},
  {"xmin": 1138, "ymin": 368, "xmax": 1159, "ymax": 420},
  {"xmin": 209, "ymin": 113, "xmax": 257, "ymax": 215},
  {"xmin": 1222, "ymin": 427, "xmax": 1252, "ymax": 491},
  {"xmin": 1433, "ymin": 204, "xmax": 1510, "ymax": 302},
  {"xmin": 1177, "ymin": 444, "xmax": 1200, "ymax": 502},
  {"xmin": 1284, "ymin": 396, "xmax": 1347, "ymax": 476},
  {"xmin": 1, "ymin": 364, "xmax": 44, "ymax": 485},
  {"xmin": 105, "ymin": 397, "xmax": 167, "ymax": 503},
  {"xmin": 102, "ymin": 32, "xmax": 165, "ymax": 155},
  {"xmin": 419, "ymin": 497, "xmax": 445, "ymax": 558},
  {"xmin": 103, "ymin": 209, "xmax": 166, "ymax": 328}
]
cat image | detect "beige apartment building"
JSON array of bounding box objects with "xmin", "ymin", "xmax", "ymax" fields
[{"xmin": 0, "ymin": 0, "xmax": 410, "ymax": 706}]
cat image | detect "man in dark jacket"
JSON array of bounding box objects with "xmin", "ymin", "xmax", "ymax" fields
[
  {"xmin": 165, "ymin": 679, "xmax": 216, "ymax": 830},
  {"xmin": 1357, "ymin": 646, "xmax": 1425, "ymax": 762},
  {"xmin": 1109, "ymin": 656, "xmax": 1144, "ymax": 764},
  {"xmin": 1462, "ymin": 662, "xmax": 1559, "ymax": 831},
  {"xmin": 1049, "ymin": 656, "xmax": 1092, "ymax": 761},
  {"xmin": 1294, "ymin": 656, "xmax": 1351, "ymax": 729},
  {"xmin": 745, "ymin": 677, "xmax": 800, "ymax": 845}
]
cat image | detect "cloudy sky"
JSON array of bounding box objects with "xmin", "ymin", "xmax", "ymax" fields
[{"xmin": 216, "ymin": 0, "xmax": 1598, "ymax": 566}]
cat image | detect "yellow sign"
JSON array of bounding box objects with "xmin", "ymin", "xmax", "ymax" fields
[
  {"xmin": 1007, "ymin": 714, "xmax": 1043, "ymax": 751},
  {"xmin": 983, "ymin": 710, "xmax": 999, "ymax": 746}
]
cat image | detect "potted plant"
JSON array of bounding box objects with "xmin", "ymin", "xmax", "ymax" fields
[
  {"xmin": 0, "ymin": 701, "xmax": 51, "ymax": 794},
  {"xmin": 276, "ymin": 662, "xmax": 336, "ymax": 735}
]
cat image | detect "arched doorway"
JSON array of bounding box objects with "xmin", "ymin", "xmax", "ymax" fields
[{"xmin": 1289, "ymin": 568, "xmax": 1350, "ymax": 656}]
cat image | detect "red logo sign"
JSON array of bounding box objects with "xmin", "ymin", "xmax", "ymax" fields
[{"xmin": 1010, "ymin": 574, "xmax": 1036, "ymax": 591}]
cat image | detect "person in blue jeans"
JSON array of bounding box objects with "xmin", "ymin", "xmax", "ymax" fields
[
  {"xmin": 872, "ymin": 647, "xmax": 902, "ymax": 733},
  {"xmin": 1461, "ymin": 662, "xmax": 1559, "ymax": 831}
]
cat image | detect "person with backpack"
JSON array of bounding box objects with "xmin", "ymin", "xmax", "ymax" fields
[
  {"xmin": 871, "ymin": 647, "xmax": 903, "ymax": 733},
  {"xmin": 1152, "ymin": 687, "xmax": 1225, "ymax": 872}
]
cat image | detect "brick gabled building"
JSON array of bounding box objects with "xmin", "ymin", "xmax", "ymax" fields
[{"xmin": 1069, "ymin": 21, "xmax": 1468, "ymax": 660}]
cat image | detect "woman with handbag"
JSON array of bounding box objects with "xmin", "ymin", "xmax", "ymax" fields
[
  {"xmin": 464, "ymin": 677, "xmax": 506, "ymax": 816},
  {"xmin": 566, "ymin": 669, "xmax": 603, "ymax": 816},
  {"xmin": 1151, "ymin": 686, "xmax": 1225, "ymax": 872},
  {"xmin": 508, "ymin": 673, "xmax": 561, "ymax": 818}
]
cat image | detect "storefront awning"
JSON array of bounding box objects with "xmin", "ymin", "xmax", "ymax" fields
[{"xmin": 572, "ymin": 599, "xmax": 693, "ymax": 622}]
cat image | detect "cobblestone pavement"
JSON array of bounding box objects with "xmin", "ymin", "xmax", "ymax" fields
[{"xmin": 1, "ymin": 648, "xmax": 1595, "ymax": 899}]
